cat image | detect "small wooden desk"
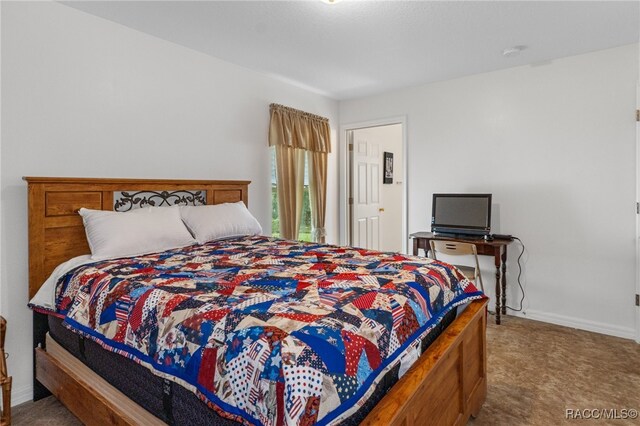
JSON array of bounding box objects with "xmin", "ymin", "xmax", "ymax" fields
[{"xmin": 410, "ymin": 232, "xmax": 512, "ymax": 325}]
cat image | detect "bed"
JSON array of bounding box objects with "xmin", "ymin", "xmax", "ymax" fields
[{"xmin": 25, "ymin": 177, "xmax": 488, "ymax": 426}]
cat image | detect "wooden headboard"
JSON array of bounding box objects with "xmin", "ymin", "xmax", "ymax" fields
[{"xmin": 24, "ymin": 177, "xmax": 250, "ymax": 299}]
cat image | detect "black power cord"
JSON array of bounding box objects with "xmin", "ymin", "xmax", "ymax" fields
[{"xmin": 504, "ymin": 236, "xmax": 526, "ymax": 312}]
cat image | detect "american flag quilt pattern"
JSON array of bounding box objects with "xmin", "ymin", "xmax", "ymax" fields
[{"xmin": 54, "ymin": 236, "xmax": 484, "ymax": 425}]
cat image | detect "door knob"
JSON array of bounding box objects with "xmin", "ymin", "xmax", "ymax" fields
[{"xmin": 379, "ymin": 208, "xmax": 385, "ymax": 212}]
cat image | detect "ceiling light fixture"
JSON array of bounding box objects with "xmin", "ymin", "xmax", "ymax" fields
[
  {"xmin": 321, "ymin": 0, "xmax": 342, "ymax": 4},
  {"xmin": 502, "ymin": 45, "xmax": 527, "ymax": 57}
]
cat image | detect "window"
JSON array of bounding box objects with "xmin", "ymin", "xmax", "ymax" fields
[
  {"xmin": 268, "ymin": 103, "xmax": 330, "ymax": 243},
  {"xmin": 271, "ymin": 149, "xmax": 312, "ymax": 241}
]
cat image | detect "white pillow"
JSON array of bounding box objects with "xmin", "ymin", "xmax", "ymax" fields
[
  {"xmin": 79, "ymin": 207, "xmax": 196, "ymax": 260},
  {"xmin": 180, "ymin": 202, "xmax": 262, "ymax": 244}
]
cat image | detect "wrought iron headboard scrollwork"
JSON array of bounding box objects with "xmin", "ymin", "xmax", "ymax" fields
[{"xmin": 114, "ymin": 190, "xmax": 207, "ymax": 212}]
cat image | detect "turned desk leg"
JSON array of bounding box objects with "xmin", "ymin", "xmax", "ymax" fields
[
  {"xmin": 413, "ymin": 238, "xmax": 419, "ymax": 256},
  {"xmin": 494, "ymin": 250, "xmax": 501, "ymax": 325},
  {"xmin": 501, "ymin": 247, "xmax": 508, "ymax": 315}
]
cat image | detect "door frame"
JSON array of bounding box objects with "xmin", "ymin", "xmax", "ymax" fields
[
  {"xmin": 339, "ymin": 116, "xmax": 408, "ymax": 253},
  {"xmin": 636, "ymin": 79, "xmax": 640, "ymax": 343}
]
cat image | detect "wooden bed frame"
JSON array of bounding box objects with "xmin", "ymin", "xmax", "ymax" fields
[{"xmin": 25, "ymin": 176, "xmax": 487, "ymax": 426}]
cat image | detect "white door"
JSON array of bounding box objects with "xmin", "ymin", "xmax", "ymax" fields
[{"xmin": 351, "ymin": 135, "xmax": 381, "ymax": 250}]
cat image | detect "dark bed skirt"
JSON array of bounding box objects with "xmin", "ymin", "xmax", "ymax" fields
[{"xmin": 47, "ymin": 308, "xmax": 456, "ymax": 425}]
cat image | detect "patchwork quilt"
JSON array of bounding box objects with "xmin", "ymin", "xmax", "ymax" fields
[{"xmin": 51, "ymin": 236, "xmax": 483, "ymax": 425}]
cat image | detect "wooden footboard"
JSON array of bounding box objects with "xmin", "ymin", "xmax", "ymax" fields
[
  {"xmin": 363, "ymin": 298, "xmax": 488, "ymax": 426},
  {"xmin": 36, "ymin": 335, "xmax": 164, "ymax": 426}
]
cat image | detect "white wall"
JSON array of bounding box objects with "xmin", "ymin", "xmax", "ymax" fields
[
  {"xmin": 352, "ymin": 125, "xmax": 403, "ymax": 252},
  {"xmin": 1, "ymin": 1, "xmax": 338, "ymax": 405},
  {"xmin": 340, "ymin": 44, "xmax": 639, "ymax": 339}
]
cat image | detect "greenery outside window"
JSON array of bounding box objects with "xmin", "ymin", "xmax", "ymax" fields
[{"xmin": 271, "ymin": 149, "xmax": 312, "ymax": 241}]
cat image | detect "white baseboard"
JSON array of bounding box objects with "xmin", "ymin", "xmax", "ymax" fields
[
  {"xmin": 11, "ymin": 384, "xmax": 32, "ymax": 407},
  {"xmin": 511, "ymin": 309, "xmax": 637, "ymax": 340}
]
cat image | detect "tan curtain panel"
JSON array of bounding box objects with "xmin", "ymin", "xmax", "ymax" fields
[
  {"xmin": 307, "ymin": 150, "xmax": 328, "ymax": 243},
  {"xmin": 269, "ymin": 104, "xmax": 331, "ymax": 242},
  {"xmin": 274, "ymin": 145, "xmax": 306, "ymax": 240}
]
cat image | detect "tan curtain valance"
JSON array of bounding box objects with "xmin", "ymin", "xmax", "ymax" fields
[{"xmin": 269, "ymin": 103, "xmax": 331, "ymax": 153}]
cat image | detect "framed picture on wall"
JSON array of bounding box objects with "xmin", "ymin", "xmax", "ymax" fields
[{"xmin": 383, "ymin": 152, "xmax": 393, "ymax": 184}]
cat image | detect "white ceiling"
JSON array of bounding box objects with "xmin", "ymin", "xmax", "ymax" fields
[{"xmin": 63, "ymin": 1, "xmax": 639, "ymax": 100}]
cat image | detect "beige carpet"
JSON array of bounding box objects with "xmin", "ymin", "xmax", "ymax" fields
[
  {"xmin": 470, "ymin": 315, "xmax": 639, "ymax": 425},
  {"xmin": 12, "ymin": 314, "xmax": 640, "ymax": 425}
]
